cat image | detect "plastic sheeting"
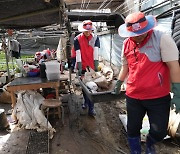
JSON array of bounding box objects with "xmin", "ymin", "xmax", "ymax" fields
[
  {"xmin": 56, "ymin": 37, "xmax": 67, "ymax": 61},
  {"xmin": 12, "ymin": 90, "xmax": 56, "ymax": 139},
  {"xmin": 99, "ymin": 33, "xmax": 124, "ymax": 67},
  {"xmin": 17, "ymin": 36, "xmax": 60, "ymax": 55},
  {"xmin": 155, "ymin": 17, "xmax": 172, "ymax": 34}
]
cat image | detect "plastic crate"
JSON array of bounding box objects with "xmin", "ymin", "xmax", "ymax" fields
[
  {"xmin": 45, "ymin": 70, "xmax": 60, "ymax": 80},
  {"xmin": 45, "ymin": 61, "xmax": 60, "ymax": 72}
]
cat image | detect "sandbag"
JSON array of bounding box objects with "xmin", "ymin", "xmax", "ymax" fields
[
  {"xmin": 82, "ymin": 66, "xmax": 110, "ymax": 89},
  {"xmin": 93, "ymin": 75, "xmax": 110, "ymax": 89},
  {"xmin": 82, "ymin": 67, "xmax": 100, "ymax": 83},
  {"xmin": 101, "ymin": 65, "xmax": 113, "ymax": 82},
  {"xmin": 168, "ymin": 109, "xmax": 180, "ymax": 138}
]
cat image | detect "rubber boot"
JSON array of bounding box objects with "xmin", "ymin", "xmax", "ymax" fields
[
  {"xmin": 146, "ymin": 135, "xmax": 156, "ymax": 154},
  {"xmin": 128, "ymin": 136, "xmax": 141, "ymax": 154}
]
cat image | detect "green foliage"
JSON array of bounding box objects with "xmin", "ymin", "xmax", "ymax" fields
[
  {"xmin": 15, "ymin": 67, "xmax": 21, "ymax": 73},
  {"xmin": 0, "ymin": 51, "xmax": 34, "ymax": 71}
]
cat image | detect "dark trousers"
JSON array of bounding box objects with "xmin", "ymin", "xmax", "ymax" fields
[
  {"xmin": 126, "ymin": 94, "xmax": 171, "ymax": 142},
  {"xmin": 82, "ymin": 90, "xmax": 94, "ymax": 113},
  {"xmin": 71, "ymin": 57, "xmax": 76, "ymax": 70}
]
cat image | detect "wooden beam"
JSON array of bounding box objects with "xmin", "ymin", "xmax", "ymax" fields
[{"xmin": 0, "ymin": 7, "xmax": 60, "ymax": 23}]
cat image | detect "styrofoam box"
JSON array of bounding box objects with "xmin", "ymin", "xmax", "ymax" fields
[
  {"xmin": 46, "ymin": 70, "xmax": 60, "ymax": 80},
  {"xmin": 45, "ymin": 60, "xmax": 60, "ymax": 71}
]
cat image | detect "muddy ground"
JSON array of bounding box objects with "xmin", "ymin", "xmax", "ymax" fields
[{"xmin": 0, "ymin": 75, "xmax": 180, "ymax": 154}]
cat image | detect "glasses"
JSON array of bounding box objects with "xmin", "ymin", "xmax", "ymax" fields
[
  {"xmin": 83, "ymin": 22, "xmax": 92, "ymax": 26},
  {"xmin": 83, "ymin": 24, "xmax": 93, "ymax": 30}
]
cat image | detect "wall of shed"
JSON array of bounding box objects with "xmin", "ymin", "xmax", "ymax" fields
[
  {"xmin": 17, "ymin": 36, "xmax": 60, "ymax": 55},
  {"xmin": 98, "ymin": 33, "xmax": 124, "ymax": 67}
]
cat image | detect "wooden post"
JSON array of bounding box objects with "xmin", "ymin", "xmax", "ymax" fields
[{"xmin": 1, "ymin": 35, "xmax": 11, "ymax": 82}]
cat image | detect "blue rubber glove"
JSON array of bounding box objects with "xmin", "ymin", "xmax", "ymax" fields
[
  {"xmin": 77, "ymin": 62, "xmax": 82, "ymax": 76},
  {"xmin": 112, "ymin": 80, "xmax": 123, "ymax": 95},
  {"xmin": 94, "ymin": 60, "xmax": 99, "ymax": 72},
  {"xmin": 171, "ymin": 83, "xmax": 180, "ymax": 113}
]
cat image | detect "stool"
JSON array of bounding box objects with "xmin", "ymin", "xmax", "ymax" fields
[{"xmin": 42, "ymin": 99, "xmax": 64, "ymax": 125}]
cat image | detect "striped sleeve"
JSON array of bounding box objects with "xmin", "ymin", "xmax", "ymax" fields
[{"xmin": 74, "ymin": 37, "xmax": 82, "ymax": 62}]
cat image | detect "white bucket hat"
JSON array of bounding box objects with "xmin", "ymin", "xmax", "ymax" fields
[{"xmin": 78, "ymin": 20, "xmax": 96, "ymax": 32}]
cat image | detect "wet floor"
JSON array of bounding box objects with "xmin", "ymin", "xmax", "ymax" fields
[{"xmin": 0, "ymin": 72, "xmax": 180, "ymax": 154}]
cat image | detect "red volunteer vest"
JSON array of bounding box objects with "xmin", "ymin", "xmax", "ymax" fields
[
  {"xmin": 124, "ymin": 30, "xmax": 170, "ymax": 99},
  {"xmin": 77, "ymin": 33, "xmax": 94, "ymax": 70}
]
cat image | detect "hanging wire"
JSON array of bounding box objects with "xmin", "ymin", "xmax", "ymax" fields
[
  {"xmin": 82, "ymin": 0, "xmax": 86, "ymax": 10},
  {"xmin": 102, "ymin": 0, "xmax": 114, "ymax": 9},
  {"xmin": 80, "ymin": 0, "xmax": 85, "ymax": 11},
  {"xmin": 98, "ymin": 0, "xmax": 109, "ymax": 10},
  {"xmin": 113, "ymin": 0, "xmax": 152, "ymax": 14},
  {"xmin": 80, "ymin": 0, "xmax": 83, "ymax": 10},
  {"xmin": 85, "ymin": 0, "xmax": 91, "ymax": 9},
  {"xmin": 120, "ymin": 2, "xmax": 135, "ymax": 14},
  {"xmin": 121, "ymin": 0, "xmax": 151, "ymax": 14},
  {"xmin": 97, "ymin": 0, "xmax": 105, "ymax": 10},
  {"xmin": 113, "ymin": 1, "xmax": 126, "ymax": 12}
]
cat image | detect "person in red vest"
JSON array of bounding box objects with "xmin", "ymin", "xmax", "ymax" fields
[
  {"xmin": 113, "ymin": 12, "xmax": 180, "ymax": 154},
  {"xmin": 42, "ymin": 48, "xmax": 52, "ymax": 61},
  {"xmin": 74, "ymin": 20, "xmax": 100, "ymax": 116},
  {"xmin": 35, "ymin": 48, "xmax": 52, "ymax": 64}
]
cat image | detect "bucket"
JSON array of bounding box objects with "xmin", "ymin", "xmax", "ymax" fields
[
  {"xmin": 40, "ymin": 62, "xmax": 46, "ymax": 78},
  {"xmin": 0, "ymin": 109, "xmax": 9, "ymax": 130}
]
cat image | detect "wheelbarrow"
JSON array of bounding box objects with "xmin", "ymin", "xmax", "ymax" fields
[{"xmin": 77, "ymin": 76, "xmax": 125, "ymax": 103}]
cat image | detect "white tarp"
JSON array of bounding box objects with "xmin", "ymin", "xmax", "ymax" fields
[{"xmin": 12, "ymin": 90, "xmax": 56, "ymax": 139}]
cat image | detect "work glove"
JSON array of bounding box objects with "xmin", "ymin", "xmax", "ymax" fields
[
  {"xmin": 94, "ymin": 60, "xmax": 99, "ymax": 72},
  {"xmin": 112, "ymin": 80, "xmax": 123, "ymax": 95},
  {"xmin": 171, "ymin": 83, "xmax": 180, "ymax": 113},
  {"xmin": 77, "ymin": 62, "xmax": 82, "ymax": 76}
]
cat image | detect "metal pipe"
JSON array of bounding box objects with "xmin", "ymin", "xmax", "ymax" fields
[{"xmin": 1, "ymin": 36, "xmax": 11, "ymax": 82}]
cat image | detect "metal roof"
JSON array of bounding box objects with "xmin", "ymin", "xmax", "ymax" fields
[{"xmin": 0, "ymin": 0, "xmax": 124, "ymax": 30}]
